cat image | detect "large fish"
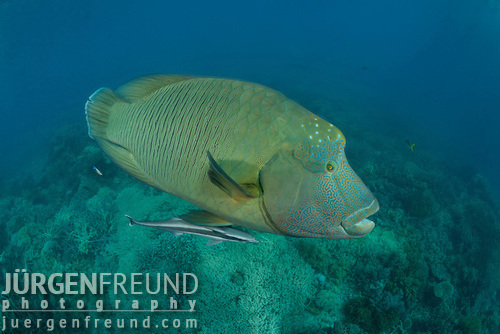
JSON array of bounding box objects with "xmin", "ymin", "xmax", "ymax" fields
[{"xmin": 85, "ymin": 75, "xmax": 379, "ymax": 240}]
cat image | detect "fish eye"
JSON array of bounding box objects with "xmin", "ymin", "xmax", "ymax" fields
[{"xmin": 326, "ymin": 161, "xmax": 337, "ymax": 172}]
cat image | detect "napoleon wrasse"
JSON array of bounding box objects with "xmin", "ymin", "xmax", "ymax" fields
[{"xmin": 85, "ymin": 74, "xmax": 379, "ymax": 243}]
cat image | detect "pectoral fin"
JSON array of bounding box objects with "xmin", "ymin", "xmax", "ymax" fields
[{"xmin": 207, "ymin": 151, "xmax": 257, "ymax": 201}]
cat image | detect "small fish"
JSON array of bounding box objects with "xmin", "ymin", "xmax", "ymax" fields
[
  {"xmin": 93, "ymin": 166, "xmax": 103, "ymax": 176},
  {"xmin": 125, "ymin": 215, "xmax": 258, "ymax": 245},
  {"xmin": 406, "ymin": 139, "xmax": 415, "ymax": 152}
]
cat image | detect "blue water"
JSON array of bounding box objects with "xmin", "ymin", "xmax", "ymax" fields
[
  {"xmin": 1, "ymin": 0, "xmax": 500, "ymax": 333},
  {"xmin": 1, "ymin": 0, "xmax": 499, "ymax": 197}
]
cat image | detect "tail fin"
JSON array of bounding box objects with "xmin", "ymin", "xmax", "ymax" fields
[
  {"xmin": 85, "ymin": 88, "xmax": 120, "ymax": 140},
  {"xmin": 85, "ymin": 86, "xmax": 161, "ymax": 190}
]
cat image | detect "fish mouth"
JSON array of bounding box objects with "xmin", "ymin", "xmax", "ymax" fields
[{"xmin": 341, "ymin": 199, "xmax": 380, "ymax": 237}]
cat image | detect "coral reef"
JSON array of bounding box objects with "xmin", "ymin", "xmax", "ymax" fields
[
  {"xmin": 433, "ymin": 281, "xmax": 454, "ymax": 299},
  {"xmin": 1, "ymin": 97, "xmax": 500, "ymax": 333},
  {"xmin": 343, "ymin": 296, "xmax": 400, "ymax": 333}
]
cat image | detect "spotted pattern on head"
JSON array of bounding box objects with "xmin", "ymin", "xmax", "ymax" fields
[
  {"xmin": 281, "ymin": 149, "xmax": 355, "ymax": 238},
  {"xmin": 269, "ymin": 114, "xmax": 375, "ymax": 239},
  {"xmin": 293, "ymin": 115, "xmax": 346, "ymax": 170}
]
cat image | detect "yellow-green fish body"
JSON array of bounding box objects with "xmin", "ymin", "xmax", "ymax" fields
[{"xmin": 86, "ymin": 75, "xmax": 378, "ymax": 239}]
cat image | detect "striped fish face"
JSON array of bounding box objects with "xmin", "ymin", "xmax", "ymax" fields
[{"xmin": 260, "ymin": 115, "xmax": 378, "ymax": 239}]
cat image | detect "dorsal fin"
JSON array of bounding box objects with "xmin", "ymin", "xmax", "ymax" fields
[{"xmin": 115, "ymin": 74, "xmax": 193, "ymax": 102}]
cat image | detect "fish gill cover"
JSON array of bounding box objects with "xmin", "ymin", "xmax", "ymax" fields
[{"xmin": 1, "ymin": 0, "xmax": 500, "ymax": 333}]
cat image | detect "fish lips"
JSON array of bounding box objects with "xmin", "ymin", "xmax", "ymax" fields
[{"xmin": 340, "ymin": 199, "xmax": 380, "ymax": 237}]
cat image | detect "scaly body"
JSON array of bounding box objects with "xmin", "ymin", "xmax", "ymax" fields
[{"xmin": 86, "ymin": 74, "xmax": 379, "ymax": 239}]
